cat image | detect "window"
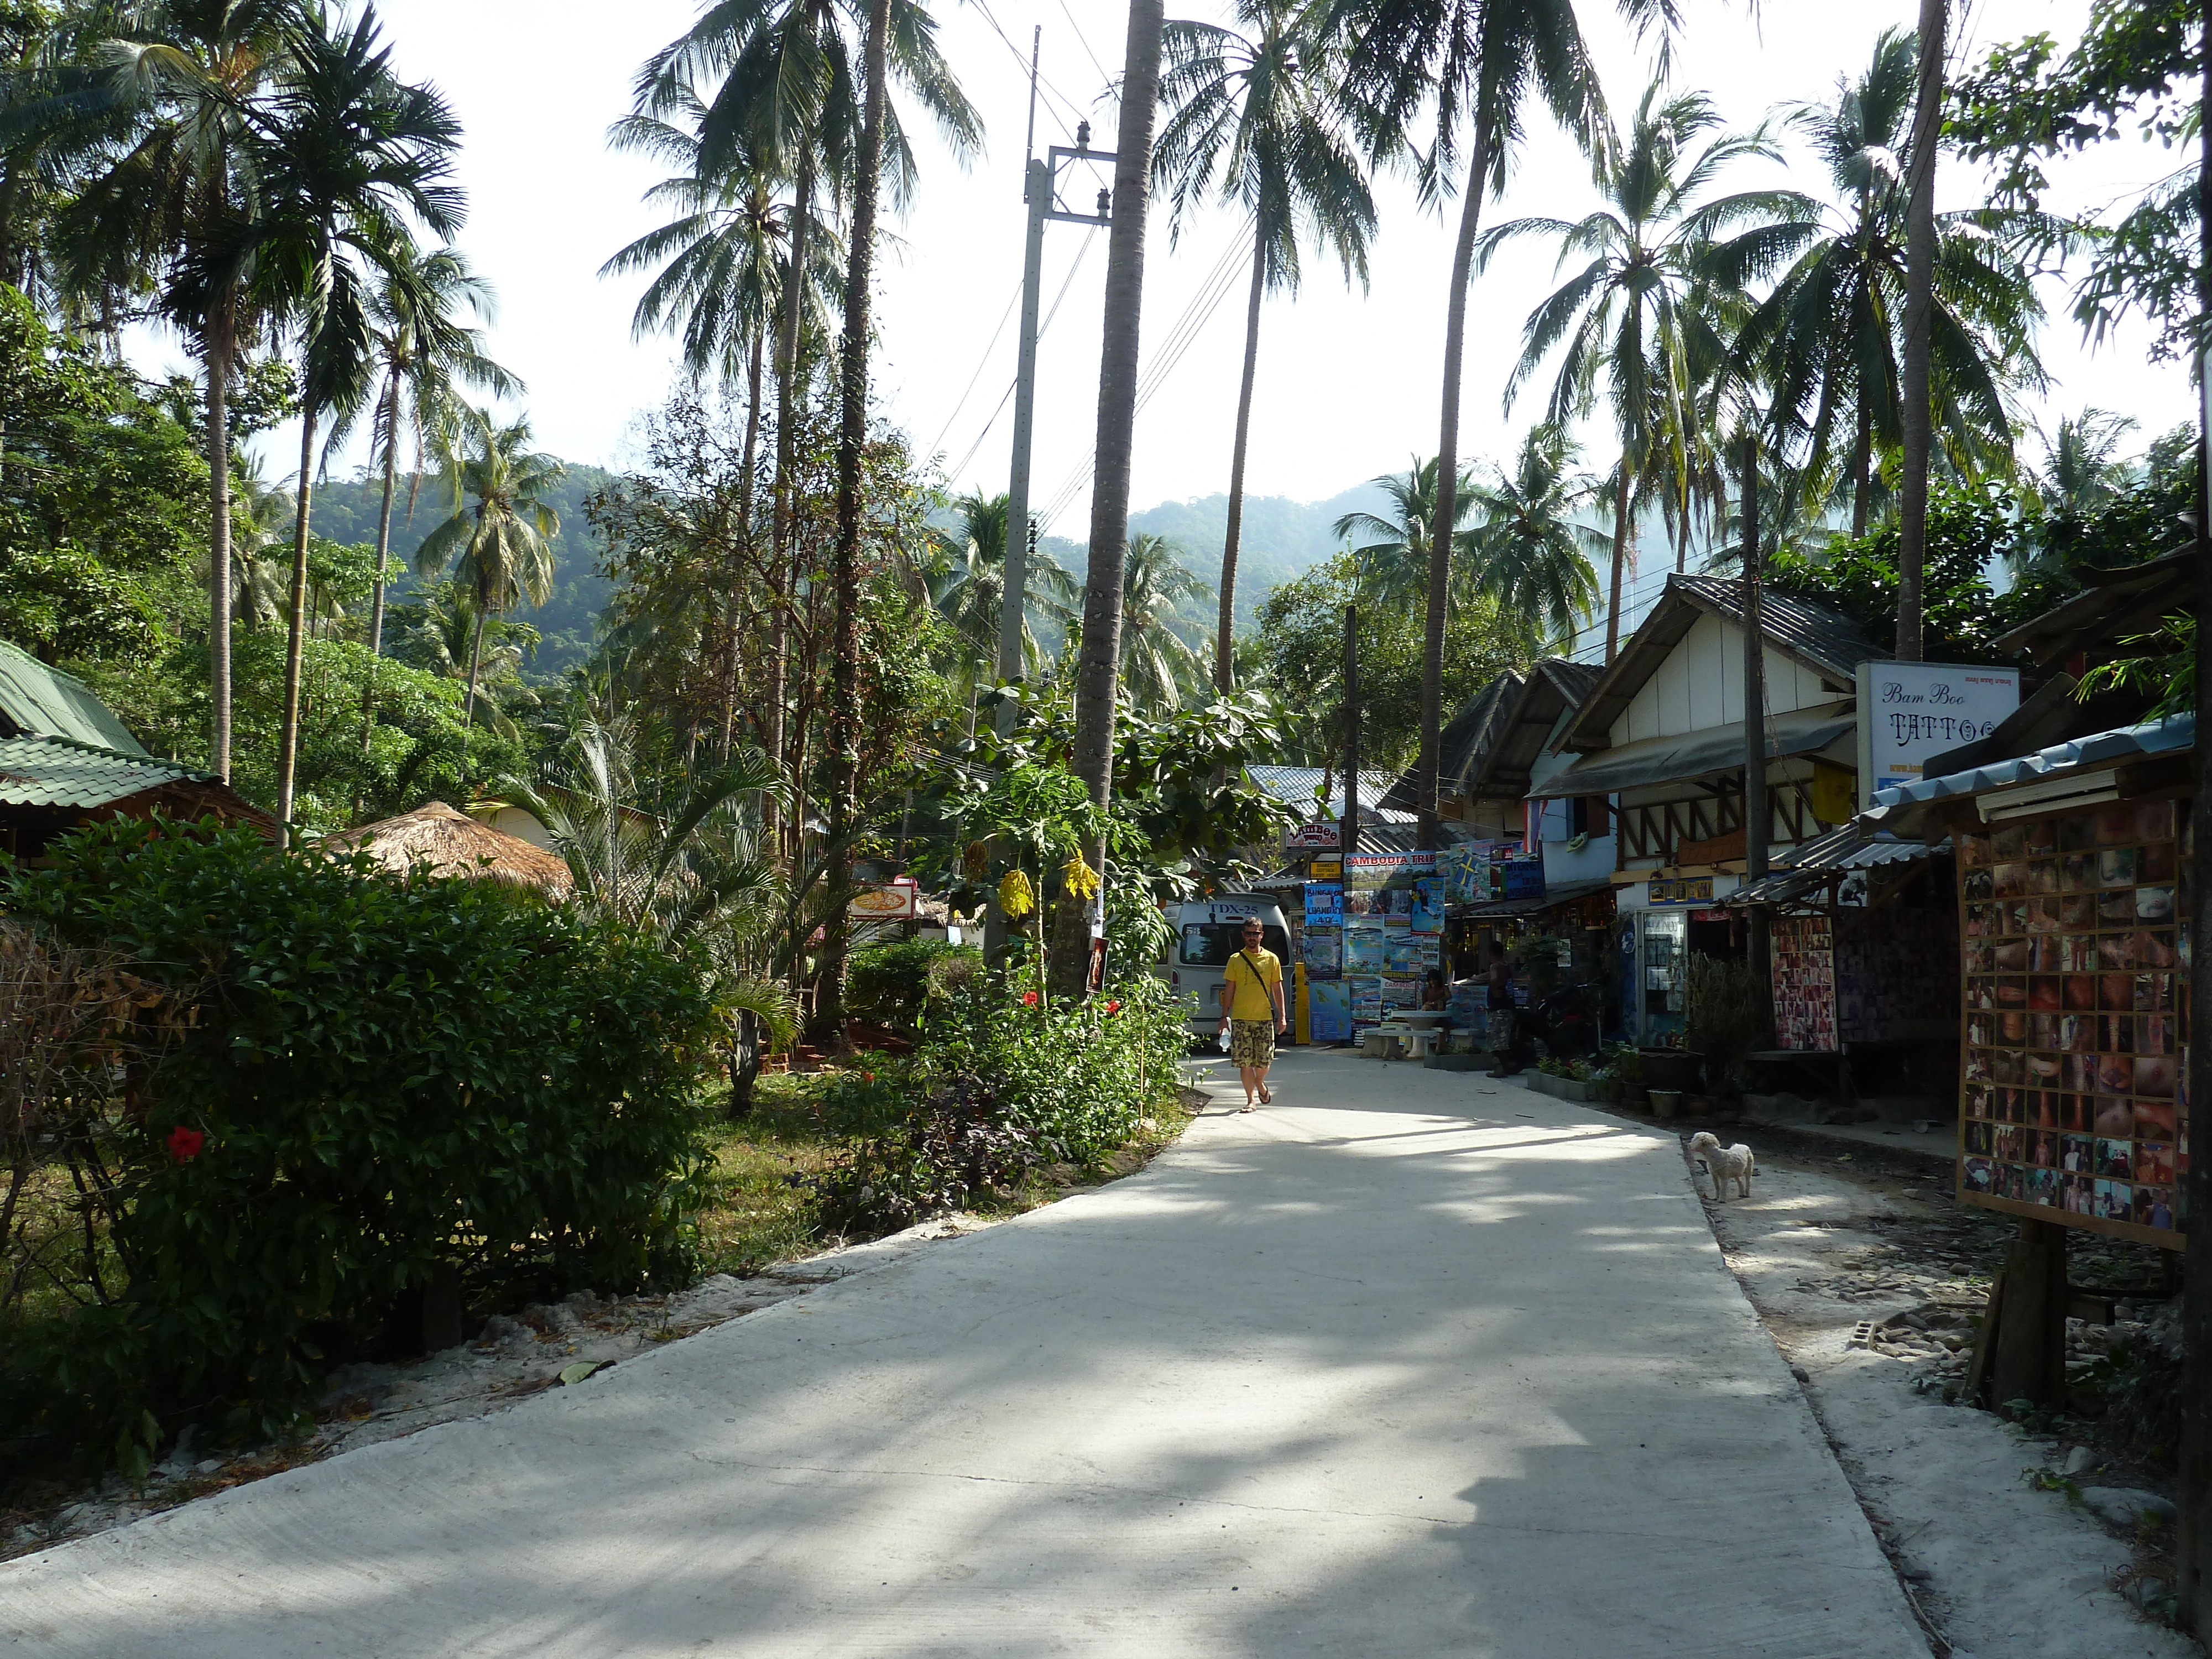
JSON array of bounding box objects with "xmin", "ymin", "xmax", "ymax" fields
[
  {"xmin": 1571, "ymin": 795, "xmax": 1610, "ymax": 837},
  {"xmin": 1180, "ymin": 923, "xmax": 1289, "ymax": 967}
]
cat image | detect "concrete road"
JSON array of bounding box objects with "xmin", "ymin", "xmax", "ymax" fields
[{"xmin": 1, "ymin": 1053, "xmax": 1926, "ymax": 1658}]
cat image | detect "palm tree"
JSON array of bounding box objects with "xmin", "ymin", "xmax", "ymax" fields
[
  {"xmin": 926, "ymin": 489, "xmax": 1074, "ymax": 724},
  {"xmin": 1340, "ymin": 0, "xmax": 1678, "ymax": 844},
  {"xmin": 1112, "ymin": 533, "xmax": 1211, "ymax": 712},
  {"xmin": 1463, "ymin": 424, "xmax": 1606, "ymax": 647},
  {"xmin": 413, "ymin": 413, "xmax": 563, "ymax": 729},
  {"xmin": 42, "ymin": 0, "xmax": 298, "ymax": 780},
  {"xmin": 248, "ymin": 4, "xmax": 463, "ymax": 832},
  {"xmin": 1736, "ymin": 28, "xmax": 2047, "ymax": 542},
  {"xmin": 515, "ymin": 708, "xmax": 796, "ymax": 1104},
  {"xmin": 324, "ymin": 243, "xmax": 518, "ymax": 752},
  {"xmin": 1155, "ymin": 0, "xmax": 1377, "ymax": 691},
  {"xmin": 1332, "ymin": 456, "xmax": 1477, "ymax": 613},
  {"xmin": 1896, "ymin": 0, "xmax": 1949, "ymax": 662},
  {"xmin": 633, "ymin": 0, "xmax": 979, "ymax": 804},
  {"xmin": 2030, "ymin": 408, "xmax": 2137, "ymax": 515},
  {"xmin": 1477, "ymin": 83, "xmax": 1808, "ymax": 661}
]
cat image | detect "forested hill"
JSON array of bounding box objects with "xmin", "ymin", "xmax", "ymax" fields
[
  {"xmin": 308, "ymin": 461, "xmax": 620, "ymax": 676},
  {"xmin": 306, "ymin": 461, "xmax": 1388, "ymax": 680}
]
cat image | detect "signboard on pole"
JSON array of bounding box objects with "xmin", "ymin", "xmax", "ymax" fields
[
  {"xmin": 849, "ymin": 878, "xmax": 919, "ymax": 919},
  {"xmin": 1284, "ymin": 821, "xmax": 1341, "ymax": 851},
  {"xmin": 1854, "ymin": 661, "xmax": 2020, "ymax": 807}
]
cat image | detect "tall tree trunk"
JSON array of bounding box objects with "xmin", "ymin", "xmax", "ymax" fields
[
  {"xmin": 275, "ymin": 401, "xmax": 321, "ymax": 840},
  {"xmin": 1414, "ymin": 129, "xmax": 1490, "ymax": 852},
  {"xmin": 1673, "ymin": 503, "xmax": 1689, "ymax": 575},
  {"xmin": 1215, "ymin": 232, "xmax": 1266, "ymax": 692},
  {"xmin": 718, "ymin": 328, "xmax": 768, "ymax": 761},
  {"xmin": 2173, "ymin": 1, "xmax": 2212, "ymax": 1632},
  {"xmin": 462, "ymin": 602, "xmax": 486, "ymax": 730},
  {"xmin": 1049, "ymin": 0, "xmax": 1165, "ymax": 999},
  {"xmin": 204, "ymin": 305, "xmax": 236, "ymax": 780},
  {"xmin": 1896, "ymin": 0, "xmax": 1948, "ymax": 663},
  {"xmin": 816, "ymin": 0, "xmax": 893, "ymax": 1041},
  {"xmin": 768, "ymin": 156, "xmax": 816, "ymax": 842},
  {"xmin": 1605, "ymin": 461, "xmax": 1631, "ymax": 664},
  {"xmin": 359, "ymin": 370, "xmax": 401, "ymax": 757},
  {"xmin": 1850, "ymin": 395, "xmax": 1873, "ymax": 539}
]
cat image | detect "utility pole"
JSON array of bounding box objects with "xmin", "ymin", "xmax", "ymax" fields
[
  {"xmin": 995, "ymin": 29, "xmax": 1047, "ymax": 729},
  {"xmin": 993, "ymin": 45, "xmax": 1115, "ymax": 734},
  {"xmin": 1740, "ymin": 430, "xmax": 1770, "ymax": 998}
]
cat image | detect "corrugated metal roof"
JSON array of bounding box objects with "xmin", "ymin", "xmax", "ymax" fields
[
  {"xmin": 0, "ymin": 642, "xmax": 148, "ymax": 754},
  {"xmin": 0, "ymin": 734, "xmax": 197, "ymax": 810},
  {"xmin": 1726, "ymin": 823, "xmax": 1945, "ymax": 906},
  {"xmin": 1557, "ymin": 576, "xmax": 1878, "ymax": 754},
  {"xmin": 1470, "ymin": 659, "xmax": 1604, "ymax": 798},
  {"xmin": 1870, "ymin": 713, "xmax": 2194, "ymax": 813},
  {"xmin": 1246, "ymin": 764, "xmax": 1417, "ymax": 825}
]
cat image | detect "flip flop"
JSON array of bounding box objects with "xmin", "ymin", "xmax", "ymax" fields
[
  {"xmin": 1258, "ymin": 1084, "xmax": 1272, "ymax": 1104},
  {"xmin": 1239, "ymin": 1102, "xmax": 1256, "ymax": 1113}
]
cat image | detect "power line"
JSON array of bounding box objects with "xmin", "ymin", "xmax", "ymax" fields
[
  {"xmin": 968, "ymin": 0, "xmax": 1090, "ymax": 137},
  {"xmin": 1055, "ymin": 0, "xmax": 1113, "ymax": 92},
  {"xmin": 943, "ymin": 231, "xmax": 1102, "ymax": 487},
  {"xmin": 1034, "ymin": 224, "xmax": 1255, "ymax": 533},
  {"xmin": 925, "ymin": 274, "xmax": 1026, "ymax": 462}
]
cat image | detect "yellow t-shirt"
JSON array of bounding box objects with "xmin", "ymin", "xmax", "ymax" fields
[{"xmin": 1223, "ymin": 948, "xmax": 1282, "ymax": 1022}]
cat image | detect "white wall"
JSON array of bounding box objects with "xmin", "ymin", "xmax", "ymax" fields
[{"xmin": 1609, "ymin": 614, "xmax": 1841, "ymax": 747}]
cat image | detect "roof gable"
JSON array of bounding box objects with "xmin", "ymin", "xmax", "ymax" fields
[
  {"xmin": 0, "ymin": 642, "xmax": 149, "ymax": 754},
  {"xmin": 1555, "ymin": 576, "xmax": 1878, "ymax": 752},
  {"xmin": 1468, "ymin": 659, "xmax": 1603, "ymax": 798}
]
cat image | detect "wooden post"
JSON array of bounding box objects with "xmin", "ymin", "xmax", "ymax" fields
[{"xmin": 1987, "ymin": 1218, "xmax": 2069, "ymax": 1411}]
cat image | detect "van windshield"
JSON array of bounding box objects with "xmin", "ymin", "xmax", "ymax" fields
[{"xmin": 1181, "ymin": 923, "xmax": 1288, "ymax": 967}]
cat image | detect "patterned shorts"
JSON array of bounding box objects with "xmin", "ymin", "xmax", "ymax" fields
[
  {"xmin": 1230, "ymin": 1018, "xmax": 1277, "ymax": 1069},
  {"xmin": 1488, "ymin": 1006, "xmax": 1519, "ymax": 1055}
]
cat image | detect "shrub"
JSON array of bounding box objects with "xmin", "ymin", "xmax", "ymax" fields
[
  {"xmin": 844, "ymin": 938, "xmax": 979, "ymax": 1032},
  {"xmin": 3, "ymin": 817, "xmax": 721, "ymax": 1468},
  {"xmin": 811, "ymin": 973, "xmax": 1191, "ymax": 1230}
]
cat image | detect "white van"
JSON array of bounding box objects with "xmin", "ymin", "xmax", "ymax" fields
[{"xmin": 1155, "ymin": 895, "xmax": 1292, "ymax": 1042}]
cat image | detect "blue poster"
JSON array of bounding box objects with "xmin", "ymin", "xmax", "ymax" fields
[
  {"xmin": 1411, "ymin": 877, "xmax": 1443, "ymax": 933},
  {"xmin": 1308, "ymin": 978, "xmax": 1352, "ymax": 1041},
  {"xmin": 1304, "ymin": 880, "xmax": 1343, "ymax": 926}
]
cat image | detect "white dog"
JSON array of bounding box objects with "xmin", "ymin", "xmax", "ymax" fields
[{"xmin": 1689, "ymin": 1131, "xmax": 1756, "ymax": 1201}]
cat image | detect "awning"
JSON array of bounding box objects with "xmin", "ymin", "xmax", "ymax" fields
[
  {"xmin": 1531, "ymin": 708, "xmax": 1856, "ymax": 800},
  {"xmin": 1456, "ymin": 877, "xmax": 1615, "ymax": 920},
  {"xmin": 1724, "ymin": 823, "xmax": 1945, "ymax": 907},
  {"xmin": 1866, "ymin": 713, "xmax": 2194, "ymax": 839}
]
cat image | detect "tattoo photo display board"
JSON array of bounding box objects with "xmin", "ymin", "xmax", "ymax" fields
[{"xmin": 1956, "ymin": 796, "xmax": 2190, "ymax": 1248}]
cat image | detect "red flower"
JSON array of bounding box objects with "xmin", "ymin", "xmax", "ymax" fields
[
  {"xmin": 166, "ymin": 1125, "xmax": 206, "ymax": 1163},
  {"xmin": 863, "ymin": 1071, "xmax": 876, "ymax": 1083},
  {"xmin": 1104, "ymin": 1000, "xmax": 1122, "ymax": 1014},
  {"xmin": 1021, "ymin": 990, "xmax": 1039, "ymax": 1006}
]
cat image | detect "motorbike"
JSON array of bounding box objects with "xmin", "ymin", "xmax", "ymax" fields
[{"xmin": 1496, "ymin": 980, "xmax": 1606, "ymax": 1071}]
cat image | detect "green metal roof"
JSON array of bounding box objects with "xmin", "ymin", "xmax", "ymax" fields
[
  {"xmin": 0, "ymin": 641, "xmax": 148, "ymax": 754},
  {"xmin": 0, "ymin": 734, "xmax": 196, "ymax": 811}
]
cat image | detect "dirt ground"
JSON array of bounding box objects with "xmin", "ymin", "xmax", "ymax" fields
[{"xmin": 1613, "ymin": 1105, "xmax": 2199, "ymax": 1658}]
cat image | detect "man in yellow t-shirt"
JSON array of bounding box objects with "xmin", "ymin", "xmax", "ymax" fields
[{"xmin": 1215, "ymin": 916, "xmax": 1287, "ymax": 1112}]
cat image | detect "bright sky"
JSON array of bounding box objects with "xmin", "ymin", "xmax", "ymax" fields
[{"xmin": 200, "ymin": 0, "xmax": 2195, "ymax": 533}]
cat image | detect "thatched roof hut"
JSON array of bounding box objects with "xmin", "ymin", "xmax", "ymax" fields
[{"xmin": 323, "ymin": 801, "xmax": 573, "ymax": 900}]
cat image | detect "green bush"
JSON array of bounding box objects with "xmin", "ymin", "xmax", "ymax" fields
[
  {"xmin": 812, "ymin": 973, "xmax": 1191, "ymax": 1229},
  {"xmin": 844, "ymin": 937, "xmax": 979, "ymax": 1031},
  {"xmin": 3, "ymin": 817, "xmax": 721, "ymax": 1467}
]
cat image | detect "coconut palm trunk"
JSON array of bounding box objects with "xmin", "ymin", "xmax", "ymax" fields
[
  {"xmin": 1216, "ymin": 237, "xmax": 1265, "ymax": 691},
  {"xmin": 204, "ymin": 306, "xmax": 236, "ymax": 780},
  {"xmin": 275, "ymin": 402, "xmax": 322, "ymax": 837},
  {"xmin": 816, "ymin": 0, "xmax": 893, "ymax": 1038},
  {"xmin": 1895, "ymin": 0, "xmax": 1947, "ymax": 663},
  {"xmin": 358, "ymin": 371, "xmax": 402, "ymax": 755},
  {"xmin": 1416, "ymin": 128, "xmax": 1490, "ymax": 849},
  {"xmin": 766, "ymin": 154, "xmax": 815, "ymax": 841},
  {"xmin": 1050, "ymin": 0, "xmax": 1166, "ymax": 999},
  {"xmin": 462, "ymin": 599, "xmax": 487, "ymax": 729}
]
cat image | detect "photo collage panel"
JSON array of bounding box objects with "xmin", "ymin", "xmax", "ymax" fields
[
  {"xmin": 1957, "ymin": 799, "xmax": 2190, "ymax": 1236},
  {"xmin": 1772, "ymin": 913, "xmax": 1838, "ymax": 1053}
]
